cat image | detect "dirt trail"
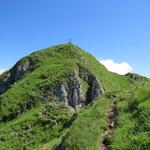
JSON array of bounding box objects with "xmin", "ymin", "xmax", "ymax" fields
[{"xmin": 100, "ymin": 100, "xmax": 117, "ymax": 150}]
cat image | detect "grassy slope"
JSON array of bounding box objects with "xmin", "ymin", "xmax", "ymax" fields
[
  {"xmin": 54, "ymin": 45, "xmax": 131, "ymax": 150},
  {"xmin": 0, "ymin": 44, "xmax": 149, "ymax": 150},
  {"xmin": 56, "ymin": 96, "xmax": 110, "ymax": 150},
  {"xmin": 0, "ymin": 102, "xmax": 74, "ymax": 150},
  {"xmin": 0, "ymin": 44, "xmax": 119, "ymax": 149},
  {"xmin": 110, "ymin": 78, "xmax": 150, "ymax": 150}
]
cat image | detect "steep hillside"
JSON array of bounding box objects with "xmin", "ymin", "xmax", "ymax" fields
[{"xmin": 0, "ymin": 44, "xmax": 150, "ymax": 150}]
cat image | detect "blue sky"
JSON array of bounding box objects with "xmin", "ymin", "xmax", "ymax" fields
[{"xmin": 0, "ymin": 0, "xmax": 150, "ymax": 77}]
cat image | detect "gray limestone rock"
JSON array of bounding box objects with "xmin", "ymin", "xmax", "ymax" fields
[
  {"xmin": 0, "ymin": 58, "xmax": 36, "ymax": 94},
  {"xmin": 55, "ymin": 67, "xmax": 104, "ymax": 108}
]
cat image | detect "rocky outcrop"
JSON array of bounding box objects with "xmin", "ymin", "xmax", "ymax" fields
[
  {"xmin": 55, "ymin": 66, "xmax": 104, "ymax": 108},
  {"xmin": 55, "ymin": 71, "xmax": 85, "ymax": 108},
  {"xmin": 0, "ymin": 58, "xmax": 36, "ymax": 94},
  {"xmin": 125, "ymin": 73, "xmax": 146, "ymax": 83},
  {"xmin": 14, "ymin": 59, "xmax": 32, "ymax": 81},
  {"xmin": 79, "ymin": 66, "xmax": 104, "ymax": 104}
]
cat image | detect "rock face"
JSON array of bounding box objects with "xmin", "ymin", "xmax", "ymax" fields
[
  {"xmin": 80, "ymin": 67, "xmax": 103, "ymax": 104},
  {"xmin": 125, "ymin": 73, "xmax": 146, "ymax": 83},
  {"xmin": 55, "ymin": 71, "xmax": 85, "ymax": 108},
  {"xmin": 0, "ymin": 59, "xmax": 35, "ymax": 94},
  {"xmin": 55, "ymin": 67, "xmax": 104, "ymax": 108}
]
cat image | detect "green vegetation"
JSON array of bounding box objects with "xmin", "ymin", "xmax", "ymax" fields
[
  {"xmin": 110, "ymin": 79, "xmax": 150, "ymax": 150},
  {"xmin": 0, "ymin": 43, "xmax": 150, "ymax": 150},
  {"xmin": 0, "ymin": 102, "xmax": 74, "ymax": 150},
  {"xmin": 57, "ymin": 97, "xmax": 109, "ymax": 150}
]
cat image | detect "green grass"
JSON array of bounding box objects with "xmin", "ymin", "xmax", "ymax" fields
[
  {"xmin": 0, "ymin": 43, "xmax": 150, "ymax": 150},
  {"xmin": 0, "ymin": 102, "xmax": 74, "ymax": 150},
  {"xmin": 110, "ymin": 80, "xmax": 150, "ymax": 150},
  {"xmin": 57, "ymin": 96, "xmax": 110, "ymax": 150}
]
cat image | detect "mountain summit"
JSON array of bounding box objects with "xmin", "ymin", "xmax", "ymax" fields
[{"xmin": 0, "ymin": 44, "xmax": 150, "ymax": 150}]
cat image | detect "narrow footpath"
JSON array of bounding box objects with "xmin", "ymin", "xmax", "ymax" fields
[{"xmin": 100, "ymin": 100, "xmax": 117, "ymax": 150}]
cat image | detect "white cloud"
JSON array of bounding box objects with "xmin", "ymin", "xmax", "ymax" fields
[
  {"xmin": 99, "ymin": 59, "xmax": 133, "ymax": 75},
  {"xmin": 0, "ymin": 68, "xmax": 5, "ymax": 75}
]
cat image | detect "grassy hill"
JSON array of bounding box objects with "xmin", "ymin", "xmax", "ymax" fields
[{"xmin": 0, "ymin": 44, "xmax": 150, "ymax": 150}]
